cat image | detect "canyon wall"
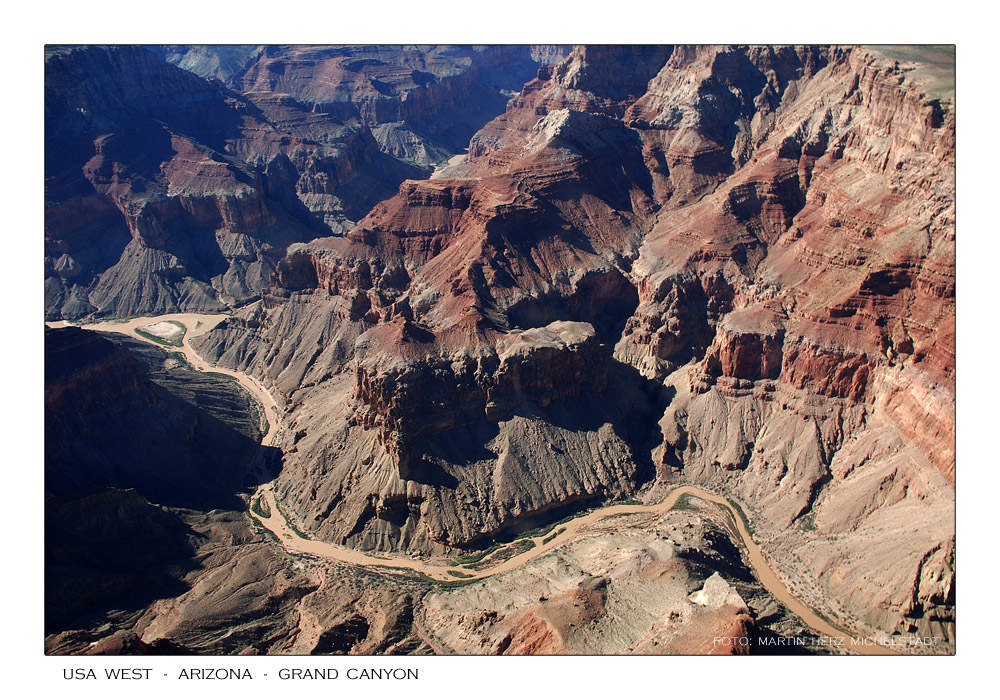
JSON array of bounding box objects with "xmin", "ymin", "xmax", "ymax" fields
[
  {"xmin": 45, "ymin": 45, "xmax": 550, "ymax": 320},
  {"xmin": 192, "ymin": 44, "xmax": 954, "ymax": 646}
]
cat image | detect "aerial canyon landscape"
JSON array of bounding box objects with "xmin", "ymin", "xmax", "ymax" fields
[{"xmin": 43, "ymin": 43, "xmax": 955, "ymax": 656}]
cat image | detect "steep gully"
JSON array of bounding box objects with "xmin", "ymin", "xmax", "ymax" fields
[{"xmin": 47, "ymin": 310, "xmax": 893, "ymax": 655}]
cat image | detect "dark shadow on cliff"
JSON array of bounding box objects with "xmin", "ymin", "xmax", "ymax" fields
[
  {"xmin": 504, "ymin": 268, "xmax": 640, "ymax": 347},
  {"xmin": 45, "ymin": 328, "xmax": 272, "ymax": 636},
  {"xmin": 44, "ymin": 487, "xmax": 198, "ymax": 636},
  {"xmin": 398, "ymin": 324, "xmax": 666, "ymax": 531},
  {"xmin": 507, "ymin": 357, "xmax": 663, "ymax": 485},
  {"xmin": 409, "ymin": 419, "xmax": 501, "ymax": 487},
  {"xmin": 406, "ymin": 457, "xmax": 461, "ymax": 490},
  {"xmin": 397, "ymin": 351, "xmax": 665, "ymax": 551},
  {"xmin": 251, "ymin": 444, "xmax": 287, "ymax": 487},
  {"xmin": 47, "ymin": 358, "xmax": 263, "ymax": 511},
  {"xmin": 80, "ymin": 335, "xmax": 267, "ymax": 510},
  {"xmin": 677, "ymin": 527, "xmax": 755, "ymax": 585}
]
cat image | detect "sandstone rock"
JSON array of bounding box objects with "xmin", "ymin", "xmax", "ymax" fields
[
  {"xmin": 417, "ymin": 508, "xmax": 778, "ymax": 655},
  {"xmin": 45, "ymin": 45, "xmax": 547, "ymax": 321},
  {"xmin": 688, "ymin": 572, "xmax": 748, "ymax": 609},
  {"xmin": 85, "ymin": 45, "xmax": 955, "ymax": 649}
]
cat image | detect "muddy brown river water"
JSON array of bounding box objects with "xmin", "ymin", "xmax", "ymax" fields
[{"xmin": 49, "ymin": 311, "xmax": 894, "ymax": 655}]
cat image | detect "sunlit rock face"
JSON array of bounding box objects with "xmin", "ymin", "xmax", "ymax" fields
[
  {"xmin": 52, "ymin": 44, "xmax": 954, "ymax": 650},
  {"xmin": 45, "ymin": 45, "xmax": 549, "ymax": 320}
]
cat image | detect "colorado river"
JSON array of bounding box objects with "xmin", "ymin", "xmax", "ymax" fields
[
  {"xmin": 54, "ymin": 312, "xmax": 282, "ymax": 446},
  {"xmin": 48, "ymin": 311, "xmax": 893, "ymax": 655}
]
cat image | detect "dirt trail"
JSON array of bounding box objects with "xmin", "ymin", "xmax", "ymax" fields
[{"xmin": 46, "ymin": 312, "xmax": 892, "ymax": 655}]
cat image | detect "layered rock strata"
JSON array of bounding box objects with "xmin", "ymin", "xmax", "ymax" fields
[
  {"xmin": 45, "ymin": 45, "xmax": 550, "ymax": 320},
  {"xmin": 166, "ymin": 45, "xmax": 957, "ymax": 647}
]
